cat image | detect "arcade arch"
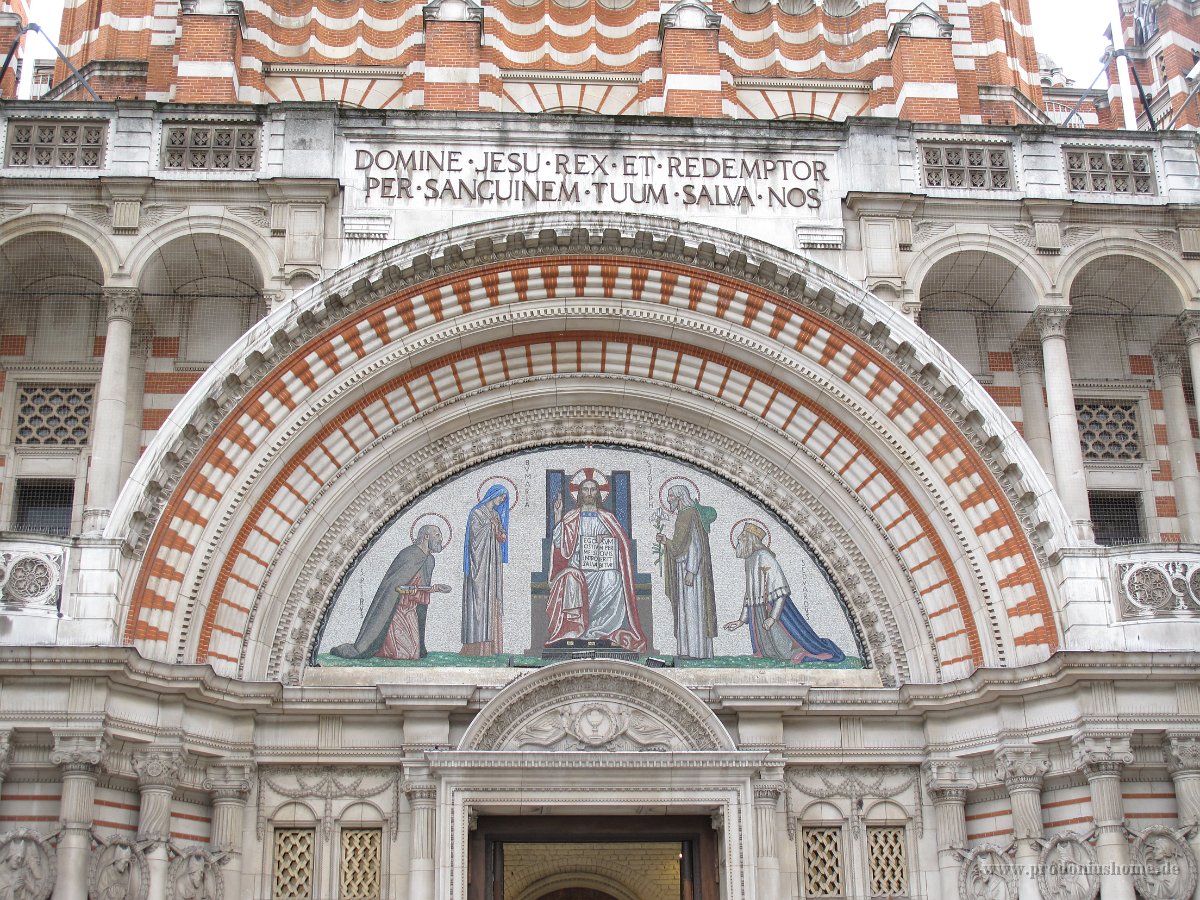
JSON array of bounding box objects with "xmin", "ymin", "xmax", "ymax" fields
[{"xmin": 111, "ymin": 213, "xmax": 1067, "ymax": 688}]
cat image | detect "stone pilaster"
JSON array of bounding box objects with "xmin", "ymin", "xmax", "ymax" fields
[
  {"xmin": 995, "ymin": 745, "xmax": 1050, "ymax": 900},
  {"xmin": 1166, "ymin": 734, "xmax": 1200, "ymax": 900},
  {"xmin": 1074, "ymin": 735, "xmax": 1135, "ymax": 900},
  {"xmin": 133, "ymin": 748, "xmax": 183, "ymax": 900},
  {"xmin": 50, "ymin": 731, "xmax": 106, "ymax": 900},
  {"xmin": 0, "ymin": 731, "xmax": 13, "ymax": 797},
  {"xmin": 1032, "ymin": 306, "xmax": 1093, "ymax": 542},
  {"xmin": 751, "ymin": 778, "xmax": 783, "ymax": 898},
  {"xmin": 404, "ymin": 780, "xmax": 436, "ymax": 900},
  {"xmin": 83, "ymin": 288, "xmax": 140, "ymax": 536},
  {"xmin": 925, "ymin": 759, "xmax": 975, "ymax": 900},
  {"xmin": 1012, "ymin": 342, "xmax": 1055, "ymax": 480},
  {"xmin": 1154, "ymin": 349, "xmax": 1200, "ymax": 541},
  {"xmin": 203, "ymin": 760, "xmax": 255, "ymax": 899}
]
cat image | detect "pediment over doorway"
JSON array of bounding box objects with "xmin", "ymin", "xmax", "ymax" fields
[{"xmin": 458, "ymin": 659, "xmax": 736, "ymax": 752}]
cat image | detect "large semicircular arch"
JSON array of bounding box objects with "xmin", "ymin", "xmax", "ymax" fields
[{"xmin": 111, "ymin": 212, "xmax": 1069, "ymax": 685}]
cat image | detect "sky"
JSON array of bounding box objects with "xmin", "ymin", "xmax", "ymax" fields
[
  {"xmin": 17, "ymin": 0, "xmax": 1122, "ymax": 97},
  {"xmin": 1028, "ymin": 0, "xmax": 1117, "ymax": 88}
]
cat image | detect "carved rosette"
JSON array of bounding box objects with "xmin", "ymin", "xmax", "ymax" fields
[
  {"xmin": 958, "ymin": 846, "xmax": 1016, "ymax": 900},
  {"xmin": 102, "ymin": 288, "xmax": 141, "ymax": 324},
  {"xmin": 88, "ymin": 838, "xmax": 149, "ymax": 900},
  {"xmin": 1072, "ymin": 736, "xmax": 1133, "ymax": 779},
  {"xmin": 1031, "ymin": 306, "xmax": 1071, "ymax": 341},
  {"xmin": 994, "ymin": 746, "xmax": 1051, "ymax": 791},
  {"xmin": 49, "ymin": 732, "xmax": 105, "ymax": 774},
  {"xmin": 0, "ymin": 829, "xmax": 56, "ymax": 900},
  {"xmin": 166, "ymin": 847, "xmax": 224, "ymax": 900},
  {"xmin": 1131, "ymin": 827, "xmax": 1199, "ymax": 900},
  {"xmin": 1036, "ymin": 835, "xmax": 1099, "ymax": 900}
]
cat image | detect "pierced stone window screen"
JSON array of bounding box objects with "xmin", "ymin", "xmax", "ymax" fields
[
  {"xmin": 272, "ymin": 828, "xmax": 315, "ymax": 899},
  {"xmin": 802, "ymin": 826, "xmax": 845, "ymax": 898},
  {"xmin": 162, "ymin": 124, "xmax": 260, "ymax": 171},
  {"xmin": 339, "ymin": 828, "xmax": 381, "ymax": 900},
  {"xmin": 6, "ymin": 120, "xmax": 105, "ymax": 168},
  {"xmin": 15, "ymin": 384, "xmax": 93, "ymax": 447},
  {"xmin": 867, "ymin": 826, "xmax": 908, "ymax": 897},
  {"xmin": 1076, "ymin": 401, "xmax": 1141, "ymax": 461},
  {"xmin": 921, "ymin": 144, "xmax": 1012, "ymax": 190},
  {"xmin": 1066, "ymin": 149, "xmax": 1154, "ymax": 195}
]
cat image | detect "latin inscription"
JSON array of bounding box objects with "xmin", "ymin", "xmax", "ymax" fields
[{"xmin": 352, "ymin": 146, "xmax": 831, "ymax": 211}]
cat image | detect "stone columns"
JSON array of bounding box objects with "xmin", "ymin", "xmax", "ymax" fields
[
  {"xmin": 133, "ymin": 748, "xmax": 183, "ymax": 900},
  {"xmin": 1178, "ymin": 312, "xmax": 1200, "ymax": 437},
  {"xmin": 1012, "ymin": 343, "xmax": 1055, "ymax": 480},
  {"xmin": 1074, "ymin": 735, "xmax": 1135, "ymax": 900},
  {"xmin": 1032, "ymin": 307, "xmax": 1094, "ymax": 541},
  {"xmin": 404, "ymin": 780, "xmax": 436, "ymax": 900},
  {"xmin": 1154, "ymin": 349, "xmax": 1200, "ymax": 541},
  {"xmin": 751, "ymin": 778, "xmax": 783, "ymax": 898},
  {"xmin": 995, "ymin": 745, "xmax": 1050, "ymax": 900},
  {"xmin": 83, "ymin": 288, "xmax": 140, "ymax": 536},
  {"xmin": 50, "ymin": 731, "xmax": 105, "ymax": 900},
  {"xmin": 925, "ymin": 759, "xmax": 975, "ymax": 900},
  {"xmin": 1166, "ymin": 735, "xmax": 1200, "ymax": 900},
  {"xmin": 203, "ymin": 761, "xmax": 255, "ymax": 899}
]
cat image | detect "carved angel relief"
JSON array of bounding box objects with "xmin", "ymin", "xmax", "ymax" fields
[
  {"xmin": 88, "ymin": 838, "xmax": 149, "ymax": 900},
  {"xmin": 1037, "ymin": 835, "xmax": 1099, "ymax": 900},
  {"xmin": 1132, "ymin": 826, "xmax": 1199, "ymax": 900},
  {"xmin": 0, "ymin": 830, "xmax": 56, "ymax": 900},
  {"xmin": 509, "ymin": 701, "xmax": 686, "ymax": 751},
  {"xmin": 958, "ymin": 846, "xmax": 1016, "ymax": 900}
]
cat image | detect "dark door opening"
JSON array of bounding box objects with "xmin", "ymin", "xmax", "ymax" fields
[{"xmin": 467, "ymin": 815, "xmax": 719, "ymax": 900}]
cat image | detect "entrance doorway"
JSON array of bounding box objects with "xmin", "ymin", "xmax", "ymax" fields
[{"xmin": 468, "ymin": 816, "xmax": 719, "ymax": 900}]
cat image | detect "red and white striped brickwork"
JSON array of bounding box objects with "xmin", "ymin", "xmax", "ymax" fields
[{"xmin": 50, "ymin": 0, "xmax": 1048, "ymax": 125}]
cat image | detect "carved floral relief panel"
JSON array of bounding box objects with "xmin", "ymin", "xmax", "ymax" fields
[{"xmin": 315, "ymin": 446, "xmax": 863, "ymax": 668}]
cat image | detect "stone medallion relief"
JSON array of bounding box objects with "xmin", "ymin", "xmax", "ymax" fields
[{"xmin": 315, "ymin": 446, "xmax": 862, "ymax": 668}]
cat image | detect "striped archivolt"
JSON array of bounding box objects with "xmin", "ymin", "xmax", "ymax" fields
[{"xmin": 123, "ymin": 255, "xmax": 1057, "ymax": 682}]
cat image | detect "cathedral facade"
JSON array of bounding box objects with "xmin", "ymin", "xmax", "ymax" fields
[{"xmin": 0, "ymin": 1, "xmax": 1199, "ymax": 898}]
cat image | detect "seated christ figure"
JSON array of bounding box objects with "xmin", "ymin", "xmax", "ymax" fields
[{"xmin": 547, "ymin": 478, "xmax": 648, "ymax": 653}]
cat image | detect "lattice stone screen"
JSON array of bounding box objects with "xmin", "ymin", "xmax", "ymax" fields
[
  {"xmin": 1076, "ymin": 401, "xmax": 1141, "ymax": 460},
  {"xmin": 5, "ymin": 120, "xmax": 105, "ymax": 167},
  {"xmin": 921, "ymin": 144, "xmax": 1012, "ymax": 190},
  {"xmin": 867, "ymin": 826, "xmax": 908, "ymax": 897},
  {"xmin": 340, "ymin": 828, "xmax": 381, "ymax": 900},
  {"xmin": 1066, "ymin": 148, "xmax": 1154, "ymax": 195},
  {"xmin": 802, "ymin": 826, "xmax": 845, "ymax": 898},
  {"xmin": 272, "ymin": 828, "xmax": 315, "ymax": 899},
  {"xmin": 162, "ymin": 124, "xmax": 260, "ymax": 171},
  {"xmin": 14, "ymin": 384, "xmax": 93, "ymax": 447}
]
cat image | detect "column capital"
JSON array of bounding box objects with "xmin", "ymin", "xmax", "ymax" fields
[
  {"xmin": 752, "ymin": 781, "xmax": 785, "ymax": 804},
  {"xmin": 1179, "ymin": 311, "xmax": 1200, "ymax": 345},
  {"xmin": 50, "ymin": 730, "xmax": 106, "ymax": 774},
  {"xmin": 132, "ymin": 746, "xmax": 185, "ymax": 790},
  {"xmin": 203, "ymin": 760, "xmax": 256, "ymax": 799},
  {"xmin": 1167, "ymin": 733, "xmax": 1200, "ymax": 775},
  {"xmin": 924, "ymin": 758, "xmax": 976, "ymax": 803},
  {"xmin": 1010, "ymin": 342, "xmax": 1044, "ymax": 375},
  {"xmin": 994, "ymin": 745, "xmax": 1051, "ymax": 790},
  {"xmin": 1153, "ymin": 347, "xmax": 1186, "ymax": 379},
  {"xmin": 1031, "ymin": 306, "xmax": 1072, "ymax": 340},
  {"xmin": 1072, "ymin": 734, "xmax": 1133, "ymax": 778},
  {"xmin": 403, "ymin": 781, "xmax": 437, "ymax": 805},
  {"xmin": 102, "ymin": 287, "xmax": 141, "ymax": 323}
]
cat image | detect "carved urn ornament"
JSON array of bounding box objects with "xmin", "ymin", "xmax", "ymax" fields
[{"xmin": 0, "ymin": 830, "xmax": 56, "ymax": 900}]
